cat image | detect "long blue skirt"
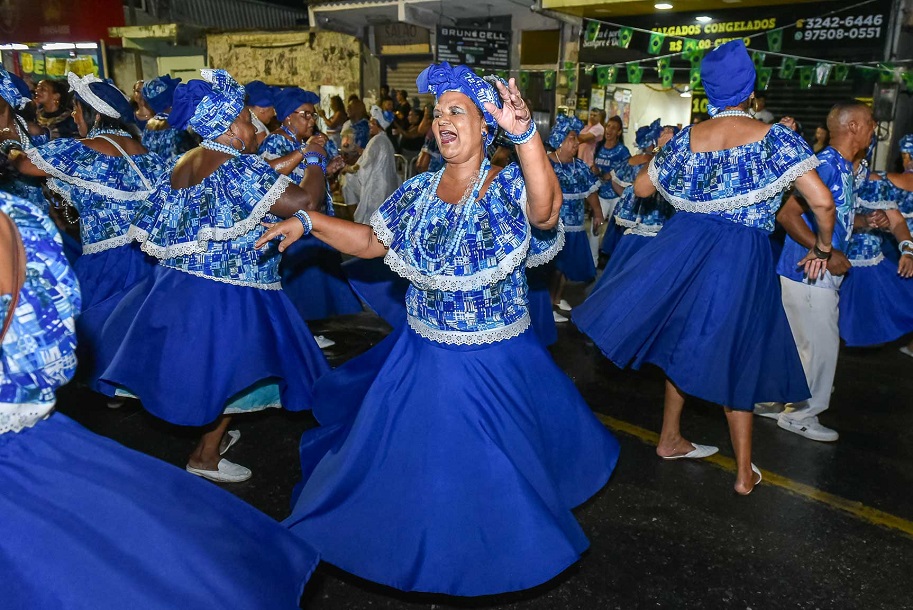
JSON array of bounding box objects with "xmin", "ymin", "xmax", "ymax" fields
[
  {"xmin": 284, "ymin": 325, "xmax": 619, "ymax": 596},
  {"xmin": 573, "ymin": 212, "xmax": 809, "ymax": 411},
  {"xmin": 527, "ymin": 264, "xmax": 558, "ymax": 346},
  {"xmin": 74, "ymin": 243, "xmax": 157, "ymax": 384},
  {"xmin": 839, "ymin": 258, "xmax": 913, "ymax": 346},
  {"xmin": 602, "ymin": 232, "xmax": 652, "ymax": 278},
  {"xmin": 340, "ymin": 256, "xmax": 409, "ymax": 327},
  {"xmin": 96, "ymin": 266, "xmax": 330, "ymax": 426},
  {"xmin": 599, "ymin": 218, "xmax": 625, "ymax": 256},
  {"xmin": 281, "ymin": 236, "xmax": 364, "ymax": 321},
  {"xmin": 555, "ymin": 230, "xmax": 596, "ymax": 282},
  {"xmin": 0, "ymin": 413, "xmax": 317, "ymax": 610}
]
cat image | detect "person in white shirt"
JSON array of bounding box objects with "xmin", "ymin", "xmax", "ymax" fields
[{"xmin": 342, "ymin": 105, "xmax": 402, "ymax": 224}]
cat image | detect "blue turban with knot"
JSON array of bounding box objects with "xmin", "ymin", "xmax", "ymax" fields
[
  {"xmin": 899, "ymin": 134, "xmax": 913, "ymax": 155},
  {"xmin": 547, "ymin": 113, "xmax": 584, "ymax": 149},
  {"xmin": 274, "ymin": 87, "xmax": 319, "ymax": 122},
  {"xmin": 245, "ymin": 80, "xmax": 275, "ymax": 108},
  {"xmin": 700, "ymin": 39, "xmax": 756, "ymax": 117},
  {"xmin": 417, "ymin": 62, "xmax": 502, "ymax": 146},
  {"xmin": 67, "ymin": 72, "xmax": 135, "ymax": 122},
  {"xmin": 635, "ymin": 119, "xmax": 662, "ymax": 151},
  {"xmin": 170, "ymin": 69, "xmax": 246, "ymax": 140},
  {"xmin": 142, "ymin": 75, "xmax": 182, "ymax": 114},
  {"xmin": 0, "ymin": 67, "xmax": 31, "ymax": 110}
]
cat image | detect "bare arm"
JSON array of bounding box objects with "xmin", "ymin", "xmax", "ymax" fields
[
  {"xmin": 776, "ymin": 190, "xmax": 846, "ymax": 278},
  {"xmin": 793, "ymin": 169, "xmax": 835, "ymax": 248},
  {"xmin": 886, "ymin": 208, "xmax": 913, "ymax": 278},
  {"xmin": 633, "ymin": 163, "xmax": 655, "ymax": 198},
  {"xmin": 587, "ymin": 192, "xmax": 604, "ymax": 230},
  {"xmin": 255, "ymin": 209, "xmax": 387, "ymax": 260},
  {"xmin": 7, "ymin": 150, "xmax": 47, "ymax": 177},
  {"xmin": 485, "ymin": 78, "xmax": 561, "ymax": 229},
  {"xmin": 269, "ymin": 161, "xmax": 327, "ymax": 217},
  {"xmin": 265, "ymin": 149, "xmax": 304, "ymax": 175}
]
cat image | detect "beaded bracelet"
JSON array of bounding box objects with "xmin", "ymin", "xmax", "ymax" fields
[
  {"xmin": 900, "ymin": 239, "xmax": 913, "ymax": 258},
  {"xmin": 813, "ymin": 243, "xmax": 832, "ymax": 260},
  {"xmin": 0, "ymin": 139, "xmax": 22, "ymax": 156},
  {"xmin": 505, "ymin": 120, "xmax": 536, "ymax": 145},
  {"xmin": 302, "ymin": 151, "xmax": 327, "ymax": 173},
  {"xmin": 294, "ymin": 210, "xmax": 313, "ymax": 236}
]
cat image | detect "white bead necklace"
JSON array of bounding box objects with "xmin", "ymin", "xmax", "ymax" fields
[{"xmin": 712, "ymin": 110, "xmax": 753, "ymax": 119}]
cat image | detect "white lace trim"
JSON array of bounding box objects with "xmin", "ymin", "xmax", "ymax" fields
[
  {"xmin": 68, "ymin": 72, "xmax": 123, "ymax": 118},
  {"xmin": 562, "ymin": 191, "xmax": 590, "ymax": 201},
  {"xmin": 527, "ymin": 220, "xmax": 566, "ymax": 268},
  {"xmin": 610, "ymin": 169, "xmax": 631, "ymax": 188},
  {"xmin": 26, "ymin": 147, "xmax": 155, "ymax": 201},
  {"xmin": 159, "ymin": 264, "xmax": 282, "ymax": 290},
  {"xmin": 82, "ymin": 233, "xmax": 133, "ymax": 255},
  {"xmin": 649, "ymin": 155, "xmax": 821, "ymax": 214},
  {"xmin": 130, "ymin": 177, "xmax": 291, "ymax": 260},
  {"xmin": 371, "ymin": 213, "xmax": 531, "ymax": 292},
  {"xmin": 45, "ymin": 178, "xmax": 73, "ymax": 206},
  {"xmin": 614, "ymin": 215, "xmax": 637, "ymax": 229},
  {"xmin": 625, "ymin": 224, "xmax": 661, "ymax": 237},
  {"xmin": 857, "ymin": 197, "xmax": 898, "ymax": 210},
  {"xmin": 564, "ymin": 224, "xmax": 586, "ymax": 232},
  {"xmin": 848, "ymin": 252, "xmax": 884, "ymax": 267},
  {"xmin": 0, "ymin": 401, "xmax": 54, "ymax": 435},
  {"xmin": 903, "ymin": 211, "xmax": 913, "ymax": 219},
  {"xmin": 407, "ymin": 313, "xmax": 530, "ymax": 345}
]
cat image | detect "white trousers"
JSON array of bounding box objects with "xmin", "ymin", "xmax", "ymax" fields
[{"xmin": 779, "ymin": 275, "xmax": 841, "ymax": 420}]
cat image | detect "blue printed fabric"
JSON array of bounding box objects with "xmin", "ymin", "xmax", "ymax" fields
[
  {"xmin": 847, "ymin": 175, "xmax": 898, "ymax": 264},
  {"xmin": 129, "ymin": 154, "xmax": 291, "ymax": 288},
  {"xmin": 26, "ymin": 139, "xmax": 162, "ymax": 252},
  {"xmin": 631, "ymin": 192, "xmax": 675, "ymax": 234},
  {"xmin": 550, "ymin": 158, "xmax": 598, "ymax": 229},
  {"xmin": 421, "ymin": 133, "xmax": 445, "ymax": 173},
  {"xmin": 351, "ymin": 119, "xmax": 370, "ymax": 150},
  {"xmin": 612, "ymin": 162, "xmax": 647, "ymax": 229},
  {"xmin": 594, "ymin": 142, "xmax": 631, "ymax": 199},
  {"xmin": 0, "ymin": 192, "xmax": 80, "ymax": 408},
  {"xmin": 894, "ymin": 177, "xmax": 913, "ymax": 232},
  {"xmin": 142, "ymin": 120, "xmax": 193, "ymax": 165},
  {"xmin": 651, "ymin": 124, "xmax": 819, "ymax": 232},
  {"xmin": 371, "ymin": 162, "xmax": 553, "ymax": 336},
  {"xmin": 258, "ymin": 133, "xmax": 333, "ymax": 215}
]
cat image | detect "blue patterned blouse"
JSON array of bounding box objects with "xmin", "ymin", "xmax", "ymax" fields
[
  {"xmin": 371, "ymin": 162, "xmax": 563, "ymax": 345},
  {"xmin": 594, "ymin": 142, "xmax": 631, "ymax": 199},
  {"xmin": 26, "ymin": 139, "xmax": 163, "ymax": 254},
  {"xmin": 847, "ymin": 174, "xmax": 898, "ymax": 266},
  {"xmin": 550, "ymin": 157, "xmax": 598, "ymax": 230},
  {"xmin": 259, "ymin": 133, "xmax": 306, "ymax": 183},
  {"xmin": 650, "ymin": 124, "xmax": 819, "ymax": 233},
  {"xmin": 128, "ymin": 155, "xmax": 291, "ymax": 289},
  {"xmin": 351, "ymin": 119, "xmax": 370, "ymax": 150},
  {"xmin": 1, "ymin": 192, "xmax": 80, "ymax": 433},
  {"xmin": 142, "ymin": 116, "xmax": 193, "ymax": 165},
  {"xmin": 629, "ymin": 192, "xmax": 675, "ymax": 236},
  {"xmin": 888, "ymin": 173, "xmax": 913, "ymax": 233},
  {"xmin": 0, "ymin": 119, "xmax": 48, "ymax": 210}
]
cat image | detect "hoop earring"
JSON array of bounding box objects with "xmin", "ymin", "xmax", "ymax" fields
[{"xmin": 226, "ymin": 131, "xmax": 245, "ymax": 152}]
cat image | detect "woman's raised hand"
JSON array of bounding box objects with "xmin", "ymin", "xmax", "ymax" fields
[{"xmin": 484, "ymin": 78, "xmax": 531, "ymax": 137}]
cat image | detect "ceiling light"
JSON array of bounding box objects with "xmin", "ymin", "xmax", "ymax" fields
[
  {"xmin": 655, "ymin": 3, "xmax": 674, "ymax": 9},
  {"xmin": 42, "ymin": 43, "xmax": 76, "ymax": 51},
  {"xmin": 680, "ymin": 87, "xmax": 692, "ymax": 97},
  {"xmin": 75, "ymin": 42, "xmax": 98, "ymax": 49},
  {"xmin": 695, "ymin": 15, "xmax": 712, "ymax": 22},
  {"xmin": 0, "ymin": 44, "xmax": 28, "ymax": 50}
]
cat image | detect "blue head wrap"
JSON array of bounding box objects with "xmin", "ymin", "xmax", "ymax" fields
[
  {"xmin": 701, "ymin": 40, "xmax": 756, "ymax": 117},
  {"xmin": 0, "ymin": 67, "xmax": 31, "ymax": 110},
  {"xmin": 547, "ymin": 113, "xmax": 585, "ymax": 149},
  {"xmin": 170, "ymin": 69, "xmax": 246, "ymax": 140},
  {"xmin": 245, "ymin": 80, "xmax": 275, "ymax": 108},
  {"xmin": 899, "ymin": 134, "xmax": 913, "ymax": 155},
  {"xmin": 274, "ymin": 87, "xmax": 319, "ymax": 122},
  {"xmin": 417, "ymin": 62, "xmax": 502, "ymax": 146},
  {"xmin": 67, "ymin": 72, "xmax": 135, "ymax": 123},
  {"xmin": 142, "ymin": 75, "xmax": 182, "ymax": 114},
  {"xmin": 635, "ymin": 119, "xmax": 662, "ymax": 150},
  {"xmin": 663, "ymin": 125, "xmax": 681, "ymax": 138}
]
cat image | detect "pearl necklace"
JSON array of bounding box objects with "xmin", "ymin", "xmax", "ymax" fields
[
  {"xmin": 712, "ymin": 110, "xmax": 753, "ymax": 119},
  {"xmin": 405, "ymin": 159, "xmax": 491, "ymax": 265},
  {"xmin": 88, "ymin": 127, "xmax": 132, "ymax": 138},
  {"xmin": 200, "ymin": 139, "xmax": 242, "ymax": 157}
]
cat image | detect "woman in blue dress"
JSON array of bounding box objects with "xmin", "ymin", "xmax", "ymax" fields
[
  {"xmin": 258, "ymin": 62, "xmax": 619, "ymax": 596},
  {"xmin": 95, "ymin": 70, "xmax": 330, "ymax": 483},
  {"xmin": 8, "ymin": 72, "xmax": 163, "ymax": 386},
  {"xmin": 0, "ymin": 190, "xmax": 318, "ymax": 609},
  {"xmin": 599, "ymin": 119, "xmax": 662, "ymax": 258},
  {"xmin": 548, "ymin": 114, "xmax": 604, "ymax": 314},
  {"xmin": 573, "ymin": 40, "xmax": 837, "ymax": 495},
  {"xmin": 881, "ymin": 134, "xmax": 913, "ymax": 356},
  {"xmin": 259, "ymin": 87, "xmax": 363, "ymax": 325},
  {"xmin": 140, "ymin": 74, "xmax": 193, "ymax": 165},
  {"xmin": 837, "ymin": 171, "xmax": 913, "ymax": 346},
  {"xmin": 592, "ymin": 115, "xmax": 629, "ymax": 254},
  {"xmin": 0, "ymin": 66, "xmax": 49, "ymax": 209}
]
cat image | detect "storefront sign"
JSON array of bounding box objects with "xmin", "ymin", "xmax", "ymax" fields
[
  {"xmin": 374, "ymin": 23, "xmax": 431, "ymax": 55},
  {"xmin": 579, "ymin": 0, "xmax": 891, "ymax": 65},
  {"xmin": 0, "ymin": 0, "xmax": 124, "ymax": 43},
  {"xmin": 436, "ymin": 26, "xmax": 510, "ymax": 70}
]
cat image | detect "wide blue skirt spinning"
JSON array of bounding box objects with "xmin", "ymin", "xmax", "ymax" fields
[
  {"xmin": 598, "ymin": 232, "xmax": 651, "ymax": 282},
  {"xmin": 573, "ymin": 212, "xmax": 809, "ymax": 411},
  {"xmin": 280, "ymin": 235, "xmax": 364, "ymax": 321},
  {"xmin": 599, "ymin": 218, "xmax": 625, "ymax": 256},
  {"xmin": 0, "ymin": 413, "xmax": 317, "ymax": 610},
  {"xmin": 96, "ymin": 266, "xmax": 329, "ymax": 426},
  {"xmin": 526, "ymin": 265, "xmax": 558, "ymax": 346},
  {"xmin": 340, "ymin": 256, "xmax": 409, "ymax": 327},
  {"xmin": 555, "ymin": 231, "xmax": 596, "ymax": 282},
  {"xmin": 838, "ymin": 259, "xmax": 913, "ymax": 346},
  {"xmin": 284, "ymin": 325, "xmax": 619, "ymax": 596}
]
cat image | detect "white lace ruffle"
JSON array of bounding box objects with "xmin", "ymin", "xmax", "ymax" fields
[
  {"xmin": 0, "ymin": 401, "xmax": 54, "ymax": 435},
  {"xmin": 610, "ymin": 170, "xmax": 631, "ymax": 188},
  {"xmin": 649, "ymin": 155, "xmax": 821, "ymax": 214},
  {"xmin": 26, "ymin": 148, "xmax": 155, "ymax": 201},
  {"xmin": 81, "ymin": 233, "xmax": 134, "ymax": 255},
  {"xmin": 614, "ymin": 215, "xmax": 637, "ymax": 229},
  {"xmin": 857, "ymin": 198, "xmax": 898, "ymax": 210},
  {"xmin": 407, "ymin": 313, "xmax": 531, "ymax": 346},
  {"xmin": 159, "ymin": 264, "xmax": 282, "ymax": 290},
  {"xmin": 564, "ymin": 224, "xmax": 586, "ymax": 232},
  {"xmin": 625, "ymin": 224, "xmax": 661, "ymax": 237},
  {"xmin": 848, "ymin": 253, "xmax": 885, "ymax": 267},
  {"xmin": 130, "ymin": 176, "xmax": 290, "ymax": 260},
  {"xmin": 903, "ymin": 212, "xmax": 913, "ymax": 219},
  {"xmin": 562, "ymin": 192, "xmax": 590, "ymax": 201},
  {"xmin": 526, "ymin": 220, "xmax": 566, "ymax": 268},
  {"xmin": 371, "ymin": 213, "xmax": 531, "ymax": 292}
]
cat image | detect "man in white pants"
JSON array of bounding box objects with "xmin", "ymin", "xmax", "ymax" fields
[{"xmin": 762, "ymin": 102, "xmax": 874, "ymax": 441}]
